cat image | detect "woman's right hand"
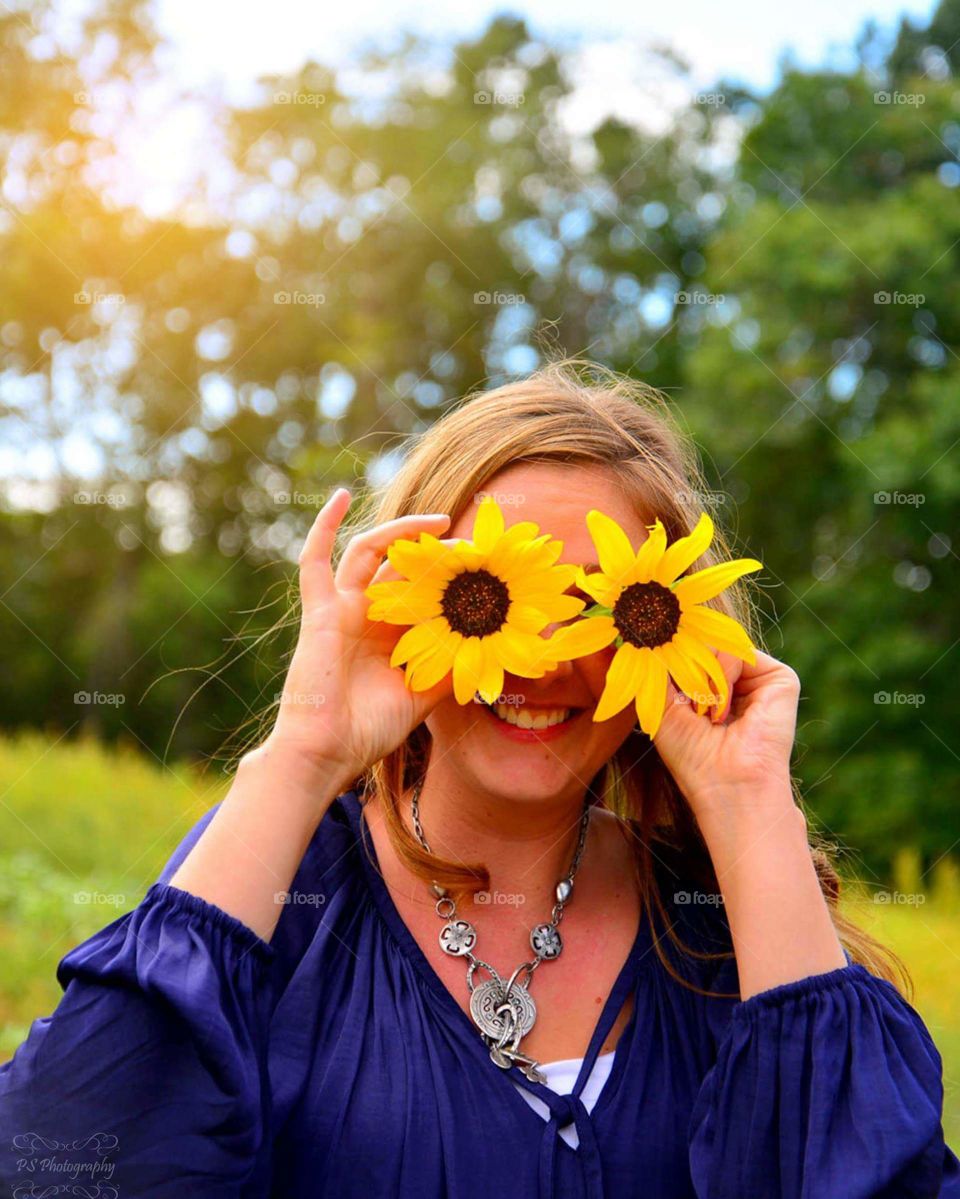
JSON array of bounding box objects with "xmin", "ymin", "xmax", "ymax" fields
[{"xmin": 263, "ymin": 487, "xmax": 457, "ymax": 792}]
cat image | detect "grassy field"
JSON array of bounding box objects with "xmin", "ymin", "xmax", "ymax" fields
[{"xmin": 0, "ymin": 729, "xmax": 957, "ymax": 1146}]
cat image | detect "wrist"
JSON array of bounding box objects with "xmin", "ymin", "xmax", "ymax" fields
[
  {"xmin": 241, "ymin": 735, "xmax": 357, "ymax": 806},
  {"xmin": 694, "ymin": 784, "xmax": 806, "ymax": 866}
]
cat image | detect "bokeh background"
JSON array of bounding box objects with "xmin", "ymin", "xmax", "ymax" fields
[{"xmin": 1, "ymin": 0, "xmax": 958, "ymax": 1138}]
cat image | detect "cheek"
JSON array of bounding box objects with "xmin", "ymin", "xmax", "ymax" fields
[
  {"xmin": 578, "ymin": 649, "xmax": 617, "ymax": 698},
  {"xmin": 425, "ymin": 696, "xmax": 475, "ymax": 741}
]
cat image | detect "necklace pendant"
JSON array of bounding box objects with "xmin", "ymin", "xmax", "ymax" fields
[
  {"xmin": 520, "ymin": 1061, "xmax": 547, "ymax": 1084},
  {"xmin": 438, "ymin": 918, "xmax": 477, "ymax": 956},
  {"xmin": 530, "ymin": 922, "xmax": 562, "ymax": 960},
  {"xmin": 469, "ymin": 976, "xmax": 537, "ymax": 1041}
]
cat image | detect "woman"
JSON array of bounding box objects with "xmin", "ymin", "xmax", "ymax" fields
[{"xmin": 1, "ymin": 360, "xmax": 956, "ymax": 1198}]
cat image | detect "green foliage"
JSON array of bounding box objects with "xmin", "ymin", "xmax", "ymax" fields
[
  {"xmin": 0, "ymin": 730, "xmax": 223, "ymax": 1053},
  {"xmin": 0, "ymin": 1, "xmax": 957, "ymax": 882}
]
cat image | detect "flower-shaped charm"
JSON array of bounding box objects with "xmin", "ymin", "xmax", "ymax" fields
[
  {"xmin": 530, "ymin": 922, "xmax": 562, "ymax": 960},
  {"xmin": 439, "ymin": 918, "xmax": 477, "ymax": 957}
]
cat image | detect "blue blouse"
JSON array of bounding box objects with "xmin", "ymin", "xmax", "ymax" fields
[{"xmin": 1, "ymin": 787, "xmax": 957, "ymax": 1198}]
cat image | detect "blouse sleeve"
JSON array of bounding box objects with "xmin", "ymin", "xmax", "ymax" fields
[
  {"xmin": 0, "ymin": 804, "xmax": 279, "ymax": 1197},
  {"xmin": 688, "ymin": 960, "xmax": 960, "ymax": 1198}
]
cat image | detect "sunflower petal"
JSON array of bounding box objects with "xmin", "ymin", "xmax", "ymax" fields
[
  {"xmin": 366, "ymin": 580, "xmax": 445, "ymax": 624},
  {"xmin": 386, "ymin": 536, "xmax": 459, "ymax": 582},
  {"xmin": 508, "ymin": 563, "xmax": 579, "ymax": 604},
  {"xmin": 575, "ymin": 567, "xmax": 621, "ymax": 607},
  {"xmin": 678, "ymin": 604, "xmax": 757, "ymax": 664},
  {"xmin": 653, "ymin": 512, "xmax": 714, "ymax": 585},
  {"xmin": 484, "ymin": 521, "xmax": 543, "ymax": 570},
  {"xmin": 543, "ymin": 616, "xmax": 617, "ymax": 662},
  {"xmin": 628, "ymin": 518, "xmax": 668, "ymax": 584},
  {"xmin": 390, "ymin": 617, "xmax": 453, "ymax": 668},
  {"xmin": 594, "ymin": 643, "xmax": 647, "ymax": 722},
  {"xmin": 451, "ymin": 543, "xmax": 486, "ymax": 570},
  {"xmin": 672, "ymin": 629, "xmax": 730, "ymax": 715},
  {"xmin": 471, "ymin": 495, "xmax": 505, "ymax": 555},
  {"xmin": 506, "ymin": 604, "xmax": 552, "ymax": 634},
  {"xmin": 452, "ymin": 636, "xmax": 485, "ymax": 704},
  {"xmin": 657, "ymin": 638, "xmax": 714, "ymax": 709},
  {"xmin": 408, "ymin": 632, "xmax": 460, "ymax": 691},
  {"xmin": 586, "ymin": 509, "xmax": 637, "ymax": 582},
  {"xmin": 635, "ymin": 648, "xmax": 669, "ymax": 737},
  {"xmin": 488, "ymin": 626, "xmax": 551, "ymax": 677},
  {"xmin": 673, "ymin": 558, "xmax": 763, "ymax": 607},
  {"xmin": 476, "ymin": 636, "xmax": 505, "ymax": 704},
  {"xmin": 540, "ymin": 593, "xmax": 587, "ymax": 622}
]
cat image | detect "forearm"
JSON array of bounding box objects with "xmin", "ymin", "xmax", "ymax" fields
[
  {"xmin": 697, "ymin": 786, "xmax": 847, "ymax": 1000},
  {"xmin": 169, "ymin": 738, "xmax": 351, "ymax": 942}
]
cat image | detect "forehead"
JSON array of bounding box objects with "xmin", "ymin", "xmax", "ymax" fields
[{"xmin": 451, "ymin": 462, "xmax": 650, "ymax": 561}]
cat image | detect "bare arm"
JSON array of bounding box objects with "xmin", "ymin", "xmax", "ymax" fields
[
  {"xmin": 167, "ymin": 486, "xmax": 456, "ymax": 941},
  {"xmin": 168, "ymin": 739, "xmax": 353, "ymax": 941}
]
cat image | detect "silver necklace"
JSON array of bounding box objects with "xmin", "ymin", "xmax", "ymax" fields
[{"xmin": 410, "ymin": 778, "xmax": 591, "ymax": 1084}]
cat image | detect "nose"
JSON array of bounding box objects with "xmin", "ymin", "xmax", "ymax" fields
[{"xmin": 536, "ymin": 618, "xmax": 576, "ymax": 680}]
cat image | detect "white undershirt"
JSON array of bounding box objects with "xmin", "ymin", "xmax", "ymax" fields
[{"xmin": 511, "ymin": 1049, "xmax": 616, "ymax": 1150}]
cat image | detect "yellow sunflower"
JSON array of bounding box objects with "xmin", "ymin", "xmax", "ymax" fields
[
  {"xmin": 364, "ymin": 495, "xmax": 585, "ymax": 705},
  {"xmin": 543, "ymin": 510, "xmax": 763, "ymax": 738}
]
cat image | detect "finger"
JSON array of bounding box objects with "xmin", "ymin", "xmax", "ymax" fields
[
  {"xmin": 336, "ymin": 513, "xmax": 452, "ymax": 593},
  {"xmin": 726, "ymin": 649, "xmax": 797, "ymax": 697},
  {"xmin": 365, "ymin": 533, "xmax": 464, "ymax": 587},
  {"xmin": 663, "ymin": 677, "xmax": 702, "ymax": 722},
  {"xmin": 710, "ymin": 651, "xmax": 743, "ymax": 722},
  {"xmin": 298, "ymin": 487, "xmax": 353, "ymax": 608}
]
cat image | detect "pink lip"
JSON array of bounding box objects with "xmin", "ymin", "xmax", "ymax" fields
[{"xmin": 479, "ymin": 703, "xmax": 585, "ymax": 742}]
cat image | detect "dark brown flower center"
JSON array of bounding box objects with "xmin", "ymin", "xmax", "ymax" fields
[
  {"xmin": 613, "ymin": 581, "xmax": 680, "ymax": 648},
  {"xmin": 441, "ymin": 568, "xmax": 511, "ymax": 638}
]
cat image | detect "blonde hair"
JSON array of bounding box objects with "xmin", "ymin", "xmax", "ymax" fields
[{"xmin": 238, "ymin": 357, "xmax": 912, "ymax": 999}]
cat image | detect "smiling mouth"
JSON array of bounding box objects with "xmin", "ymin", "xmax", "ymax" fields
[{"xmin": 477, "ymin": 699, "xmax": 586, "ymax": 729}]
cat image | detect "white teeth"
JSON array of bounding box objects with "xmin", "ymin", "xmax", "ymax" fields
[{"xmin": 491, "ymin": 703, "xmax": 571, "ymax": 728}]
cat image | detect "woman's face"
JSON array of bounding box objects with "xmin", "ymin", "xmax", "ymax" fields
[{"xmin": 424, "ymin": 462, "xmax": 651, "ymax": 805}]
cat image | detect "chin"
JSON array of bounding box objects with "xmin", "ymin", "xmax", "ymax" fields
[{"xmin": 469, "ymin": 758, "xmax": 582, "ymax": 803}]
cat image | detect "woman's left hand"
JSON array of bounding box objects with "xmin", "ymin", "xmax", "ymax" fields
[{"xmin": 652, "ymin": 648, "xmax": 802, "ymax": 825}]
